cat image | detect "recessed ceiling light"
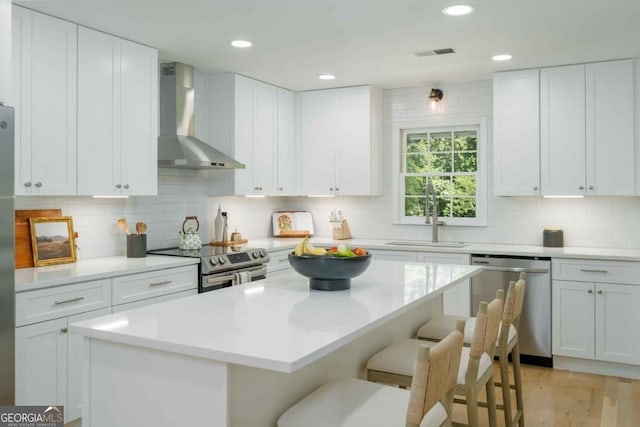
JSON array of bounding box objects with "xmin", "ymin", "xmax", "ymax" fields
[
  {"xmin": 492, "ymin": 54, "xmax": 513, "ymax": 61},
  {"xmin": 318, "ymin": 74, "xmax": 336, "ymax": 80},
  {"xmin": 230, "ymin": 40, "xmax": 252, "ymax": 48},
  {"xmin": 442, "ymin": 4, "xmax": 475, "ymax": 16}
]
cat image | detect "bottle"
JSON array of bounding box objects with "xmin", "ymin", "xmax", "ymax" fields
[
  {"xmin": 214, "ymin": 205, "xmax": 224, "ymax": 242},
  {"xmin": 222, "ymin": 212, "xmax": 228, "ymax": 242}
]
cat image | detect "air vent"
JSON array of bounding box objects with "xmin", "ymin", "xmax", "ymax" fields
[{"xmin": 414, "ymin": 48, "xmax": 456, "ymax": 57}]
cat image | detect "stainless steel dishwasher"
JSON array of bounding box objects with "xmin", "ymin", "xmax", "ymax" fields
[{"xmin": 471, "ymin": 255, "xmax": 552, "ymax": 367}]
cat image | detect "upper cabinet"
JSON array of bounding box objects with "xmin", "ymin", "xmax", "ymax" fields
[
  {"xmin": 493, "ymin": 69, "xmax": 540, "ymax": 196},
  {"xmin": 0, "ymin": 0, "xmax": 10, "ymax": 104},
  {"xmin": 495, "ymin": 59, "xmax": 635, "ymax": 197},
  {"xmin": 301, "ymin": 86, "xmax": 382, "ymax": 196},
  {"xmin": 12, "ymin": 6, "xmax": 77, "ymax": 195},
  {"xmin": 77, "ymin": 26, "xmax": 158, "ymax": 196},
  {"xmin": 207, "ymin": 73, "xmax": 297, "ymax": 196}
]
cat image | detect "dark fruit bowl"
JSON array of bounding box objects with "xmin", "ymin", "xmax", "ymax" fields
[{"xmin": 288, "ymin": 253, "xmax": 372, "ymax": 291}]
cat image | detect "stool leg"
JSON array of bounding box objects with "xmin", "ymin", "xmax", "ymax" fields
[
  {"xmin": 465, "ymin": 385, "xmax": 480, "ymax": 427},
  {"xmin": 485, "ymin": 376, "xmax": 498, "ymax": 427},
  {"xmin": 499, "ymin": 351, "xmax": 513, "ymax": 426},
  {"xmin": 512, "ymin": 342, "xmax": 525, "ymax": 427}
]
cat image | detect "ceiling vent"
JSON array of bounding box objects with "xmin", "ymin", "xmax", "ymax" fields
[{"xmin": 414, "ymin": 48, "xmax": 456, "ymax": 57}]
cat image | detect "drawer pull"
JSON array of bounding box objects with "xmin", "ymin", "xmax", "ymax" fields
[
  {"xmin": 587, "ymin": 289, "xmax": 593, "ymax": 294},
  {"xmin": 54, "ymin": 296, "xmax": 85, "ymax": 306},
  {"xmin": 149, "ymin": 280, "xmax": 172, "ymax": 287},
  {"xmin": 60, "ymin": 328, "xmax": 68, "ymax": 334},
  {"xmin": 597, "ymin": 290, "xmax": 603, "ymax": 295},
  {"xmin": 580, "ymin": 269, "xmax": 608, "ymax": 274}
]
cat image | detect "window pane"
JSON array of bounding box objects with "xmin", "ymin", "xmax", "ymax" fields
[
  {"xmin": 405, "ymin": 176, "xmax": 426, "ymax": 196},
  {"xmin": 453, "ymin": 176, "xmax": 476, "ymax": 196},
  {"xmin": 405, "ymin": 197, "xmax": 426, "ymax": 217},
  {"xmin": 431, "ymin": 176, "xmax": 452, "ymax": 195},
  {"xmin": 452, "ymin": 198, "xmax": 476, "ymax": 218},
  {"xmin": 429, "ymin": 132, "xmax": 452, "ymax": 152},
  {"xmin": 429, "ymin": 153, "xmax": 452, "ymax": 172},
  {"xmin": 406, "ymin": 154, "xmax": 429, "ymax": 173},
  {"xmin": 406, "ymin": 134, "xmax": 428, "ymax": 153},
  {"xmin": 454, "ymin": 152, "xmax": 477, "ymax": 172},
  {"xmin": 453, "ymin": 131, "xmax": 477, "ymax": 150}
]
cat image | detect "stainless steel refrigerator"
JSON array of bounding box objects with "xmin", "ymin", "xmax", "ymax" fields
[{"xmin": 0, "ymin": 104, "xmax": 15, "ymax": 405}]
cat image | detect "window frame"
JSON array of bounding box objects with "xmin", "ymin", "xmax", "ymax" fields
[{"xmin": 392, "ymin": 118, "xmax": 488, "ymax": 226}]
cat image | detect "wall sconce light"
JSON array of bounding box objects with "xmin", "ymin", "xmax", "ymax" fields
[{"xmin": 429, "ymin": 88, "xmax": 443, "ymax": 110}]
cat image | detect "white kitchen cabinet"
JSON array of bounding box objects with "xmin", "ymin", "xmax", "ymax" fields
[
  {"xmin": 266, "ymin": 248, "xmax": 294, "ymax": 273},
  {"xmin": 77, "ymin": 26, "xmax": 158, "ymax": 196},
  {"xmin": 0, "ymin": 0, "xmax": 10, "ymax": 104},
  {"xmin": 301, "ymin": 85, "xmax": 382, "ymax": 196},
  {"xmin": 111, "ymin": 289, "xmax": 197, "ymax": 313},
  {"xmin": 111, "ymin": 265, "xmax": 197, "ymax": 306},
  {"xmin": 416, "ymin": 252, "xmax": 470, "ymax": 316},
  {"xmin": 12, "ymin": 6, "xmax": 77, "ymax": 195},
  {"xmin": 15, "ymin": 307, "xmax": 110, "ymax": 423},
  {"xmin": 541, "ymin": 60, "xmax": 634, "ymax": 196},
  {"xmin": 370, "ymin": 249, "xmax": 417, "ymax": 262},
  {"xmin": 493, "ymin": 69, "xmax": 540, "ymax": 196},
  {"xmin": 207, "ymin": 73, "xmax": 279, "ymax": 196},
  {"xmin": 552, "ymin": 258, "xmax": 640, "ymax": 365},
  {"xmin": 276, "ymin": 88, "xmax": 298, "ymax": 195}
]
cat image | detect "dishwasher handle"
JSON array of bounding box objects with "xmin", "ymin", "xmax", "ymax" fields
[{"xmin": 473, "ymin": 265, "xmax": 549, "ymax": 274}]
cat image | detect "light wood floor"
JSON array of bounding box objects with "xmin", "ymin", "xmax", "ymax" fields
[
  {"xmin": 451, "ymin": 363, "xmax": 640, "ymax": 427},
  {"xmin": 64, "ymin": 364, "xmax": 640, "ymax": 427}
]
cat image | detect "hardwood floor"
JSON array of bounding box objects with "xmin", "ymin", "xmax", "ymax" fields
[
  {"xmin": 451, "ymin": 363, "xmax": 640, "ymax": 427},
  {"xmin": 64, "ymin": 364, "xmax": 640, "ymax": 427}
]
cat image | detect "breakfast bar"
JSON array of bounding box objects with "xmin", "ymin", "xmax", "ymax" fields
[{"xmin": 70, "ymin": 260, "xmax": 481, "ymax": 427}]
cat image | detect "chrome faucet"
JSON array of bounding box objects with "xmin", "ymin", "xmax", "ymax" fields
[{"xmin": 425, "ymin": 178, "xmax": 446, "ymax": 242}]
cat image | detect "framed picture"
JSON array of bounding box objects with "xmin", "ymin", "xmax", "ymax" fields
[{"xmin": 29, "ymin": 216, "xmax": 77, "ymax": 267}]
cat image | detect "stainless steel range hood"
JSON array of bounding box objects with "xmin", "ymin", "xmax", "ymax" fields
[{"xmin": 158, "ymin": 62, "xmax": 244, "ymax": 169}]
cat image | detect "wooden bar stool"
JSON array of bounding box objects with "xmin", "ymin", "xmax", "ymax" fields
[
  {"xmin": 417, "ymin": 274, "xmax": 527, "ymax": 427},
  {"xmin": 366, "ymin": 293, "xmax": 504, "ymax": 427},
  {"xmin": 277, "ymin": 324, "xmax": 465, "ymax": 427}
]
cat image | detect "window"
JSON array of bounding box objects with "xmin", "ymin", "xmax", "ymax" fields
[{"xmin": 393, "ymin": 120, "xmax": 486, "ymax": 226}]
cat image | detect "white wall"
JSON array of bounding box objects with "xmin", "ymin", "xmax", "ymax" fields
[
  {"xmin": 288, "ymin": 81, "xmax": 640, "ymax": 249},
  {"xmin": 0, "ymin": 0, "xmax": 11, "ymax": 104}
]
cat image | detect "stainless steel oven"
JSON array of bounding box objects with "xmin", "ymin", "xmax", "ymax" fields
[
  {"xmin": 202, "ymin": 263, "xmax": 267, "ymax": 292},
  {"xmin": 147, "ymin": 246, "xmax": 270, "ymax": 293}
]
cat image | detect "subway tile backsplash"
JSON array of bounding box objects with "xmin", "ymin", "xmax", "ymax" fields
[{"xmin": 16, "ymin": 78, "xmax": 640, "ymax": 260}]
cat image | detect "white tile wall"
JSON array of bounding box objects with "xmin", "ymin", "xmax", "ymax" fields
[{"xmin": 16, "ymin": 77, "xmax": 640, "ymax": 260}]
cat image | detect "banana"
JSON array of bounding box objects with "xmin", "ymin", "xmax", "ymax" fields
[{"xmin": 294, "ymin": 237, "xmax": 309, "ymax": 256}]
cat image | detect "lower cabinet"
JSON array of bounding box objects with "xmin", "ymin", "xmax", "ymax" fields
[
  {"xmin": 15, "ymin": 264, "xmax": 198, "ymax": 423},
  {"xmin": 15, "ymin": 307, "xmax": 110, "ymax": 422},
  {"xmin": 552, "ymin": 258, "xmax": 640, "ymax": 366},
  {"xmin": 266, "ymin": 248, "xmax": 294, "ymax": 274},
  {"xmin": 553, "ymin": 280, "xmax": 640, "ymax": 365}
]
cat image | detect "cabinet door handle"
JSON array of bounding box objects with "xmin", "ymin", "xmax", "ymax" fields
[
  {"xmin": 149, "ymin": 280, "xmax": 172, "ymax": 287},
  {"xmin": 24, "ymin": 181, "xmax": 32, "ymax": 188},
  {"xmin": 533, "ymin": 186, "xmax": 538, "ymax": 191},
  {"xmin": 578, "ymin": 185, "xmax": 584, "ymax": 190},
  {"xmin": 329, "ymin": 187, "xmax": 334, "ymax": 191},
  {"xmin": 60, "ymin": 328, "xmax": 68, "ymax": 334},
  {"xmin": 54, "ymin": 296, "xmax": 85, "ymax": 306},
  {"xmin": 580, "ymin": 269, "xmax": 608, "ymax": 274},
  {"xmin": 123, "ymin": 184, "xmax": 130, "ymax": 189},
  {"xmin": 588, "ymin": 185, "xmax": 594, "ymax": 190},
  {"xmin": 597, "ymin": 290, "xmax": 603, "ymax": 295},
  {"xmin": 587, "ymin": 289, "xmax": 593, "ymax": 294},
  {"xmin": 115, "ymin": 184, "xmax": 122, "ymax": 189},
  {"xmin": 335, "ymin": 187, "xmax": 340, "ymax": 191},
  {"xmin": 34, "ymin": 181, "xmax": 42, "ymax": 188},
  {"xmin": 278, "ymin": 187, "xmax": 283, "ymax": 191}
]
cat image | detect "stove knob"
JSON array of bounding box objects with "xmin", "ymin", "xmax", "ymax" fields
[
  {"xmin": 209, "ymin": 258, "xmax": 218, "ymax": 266},
  {"xmin": 218, "ymin": 256, "xmax": 227, "ymax": 264},
  {"xmin": 260, "ymin": 250, "xmax": 267, "ymax": 257},
  {"xmin": 252, "ymin": 251, "xmax": 260, "ymax": 259}
]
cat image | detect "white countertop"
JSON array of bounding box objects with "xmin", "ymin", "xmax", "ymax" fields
[
  {"xmin": 70, "ymin": 261, "xmax": 481, "ymax": 373},
  {"xmin": 15, "ymin": 256, "xmax": 200, "ymax": 293},
  {"xmin": 255, "ymin": 237, "xmax": 640, "ymax": 262}
]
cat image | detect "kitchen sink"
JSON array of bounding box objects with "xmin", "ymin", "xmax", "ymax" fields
[{"xmin": 386, "ymin": 241, "xmax": 467, "ymax": 248}]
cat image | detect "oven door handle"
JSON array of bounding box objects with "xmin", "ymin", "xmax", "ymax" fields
[
  {"xmin": 204, "ymin": 274, "xmax": 237, "ymax": 287},
  {"xmin": 249, "ymin": 265, "xmax": 267, "ymax": 280}
]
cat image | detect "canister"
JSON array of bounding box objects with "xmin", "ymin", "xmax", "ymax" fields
[{"xmin": 543, "ymin": 227, "xmax": 563, "ymax": 247}]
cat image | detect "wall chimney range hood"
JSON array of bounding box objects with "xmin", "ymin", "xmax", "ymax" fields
[{"xmin": 158, "ymin": 62, "xmax": 244, "ymax": 169}]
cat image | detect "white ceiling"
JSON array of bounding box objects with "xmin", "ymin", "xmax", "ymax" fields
[{"xmin": 15, "ymin": 0, "xmax": 640, "ymax": 91}]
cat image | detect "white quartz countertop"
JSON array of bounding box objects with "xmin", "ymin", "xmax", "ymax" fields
[
  {"xmin": 15, "ymin": 256, "xmax": 200, "ymax": 293},
  {"xmin": 70, "ymin": 261, "xmax": 481, "ymax": 373},
  {"xmin": 254, "ymin": 237, "xmax": 640, "ymax": 262}
]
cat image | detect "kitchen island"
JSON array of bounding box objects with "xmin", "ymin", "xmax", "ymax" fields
[{"xmin": 70, "ymin": 260, "xmax": 481, "ymax": 427}]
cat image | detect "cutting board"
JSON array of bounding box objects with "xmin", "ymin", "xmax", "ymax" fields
[
  {"xmin": 15, "ymin": 209, "xmax": 62, "ymax": 268},
  {"xmin": 272, "ymin": 212, "xmax": 314, "ymax": 237}
]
